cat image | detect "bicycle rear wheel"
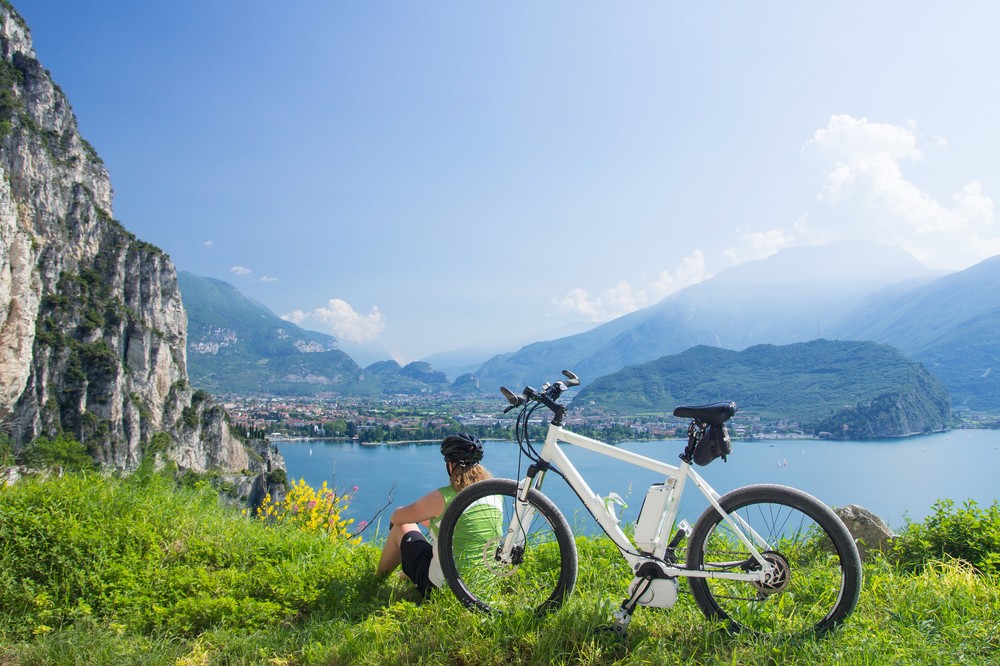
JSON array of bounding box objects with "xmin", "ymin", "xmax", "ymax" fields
[
  {"xmin": 436, "ymin": 478, "xmax": 577, "ymax": 614},
  {"xmin": 687, "ymin": 484, "xmax": 862, "ymax": 636}
]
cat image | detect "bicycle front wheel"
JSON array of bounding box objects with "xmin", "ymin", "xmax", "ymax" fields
[
  {"xmin": 436, "ymin": 478, "xmax": 577, "ymax": 614},
  {"xmin": 687, "ymin": 484, "xmax": 862, "ymax": 636}
]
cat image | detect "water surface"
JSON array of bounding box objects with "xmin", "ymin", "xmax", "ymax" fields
[{"xmin": 279, "ymin": 429, "xmax": 1000, "ymax": 538}]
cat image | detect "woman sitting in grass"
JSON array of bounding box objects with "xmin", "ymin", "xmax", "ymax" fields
[{"xmin": 377, "ymin": 433, "xmax": 500, "ymax": 596}]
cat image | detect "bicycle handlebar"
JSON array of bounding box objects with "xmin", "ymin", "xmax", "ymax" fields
[
  {"xmin": 500, "ymin": 370, "xmax": 581, "ymax": 422},
  {"xmin": 501, "ymin": 369, "xmax": 736, "ymax": 429}
]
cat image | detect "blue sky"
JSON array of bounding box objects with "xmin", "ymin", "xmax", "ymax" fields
[{"xmin": 16, "ymin": 1, "xmax": 1000, "ymax": 363}]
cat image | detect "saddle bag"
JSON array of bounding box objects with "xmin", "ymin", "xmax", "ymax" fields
[{"xmin": 693, "ymin": 425, "xmax": 732, "ymax": 466}]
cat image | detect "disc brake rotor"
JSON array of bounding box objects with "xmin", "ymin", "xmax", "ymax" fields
[
  {"xmin": 482, "ymin": 536, "xmax": 520, "ymax": 577},
  {"xmin": 752, "ymin": 550, "xmax": 791, "ymax": 596}
]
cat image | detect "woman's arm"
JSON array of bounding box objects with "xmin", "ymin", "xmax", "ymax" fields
[
  {"xmin": 377, "ymin": 488, "xmax": 448, "ymax": 576},
  {"xmin": 389, "ymin": 488, "xmax": 446, "ymax": 527}
]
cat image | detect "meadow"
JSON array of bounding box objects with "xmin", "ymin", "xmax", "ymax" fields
[{"xmin": 1, "ymin": 469, "xmax": 998, "ymax": 665}]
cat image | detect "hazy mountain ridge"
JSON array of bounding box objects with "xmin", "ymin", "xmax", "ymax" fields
[
  {"xmin": 179, "ymin": 245, "xmax": 1000, "ymax": 415},
  {"xmin": 475, "ymin": 241, "xmax": 942, "ymax": 391},
  {"xmin": 833, "ymin": 255, "xmax": 1000, "ymax": 410},
  {"xmin": 421, "ymin": 319, "xmax": 599, "ymax": 381},
  {"xmin": 572, "ymin": 340, "xmax": 951, "ymax": 438}
]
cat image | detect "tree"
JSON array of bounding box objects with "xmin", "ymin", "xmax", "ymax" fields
[{"xmin": 21, "ymin": 433, "xmax": 95, "ymax": 472}]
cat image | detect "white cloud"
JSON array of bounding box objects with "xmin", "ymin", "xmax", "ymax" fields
[
  {"xmin": 283, "ymin": 299, "xmax": 385, "ymax": 343},
  {"xmin": 554, "ymin": 251, "xmax": 709, "ymax": 321},
  {"xmin": 229, "ymin": 265, "xmax": 252, "ymax": 276},
  {"xmin": 203, "ymin": 240, "xmax": 214, "ymax": 247},
  {"xmin": 257, "ymin": 275, "xmax": 279, "ymax": 283},
  {"xmin": 804, "ymin": 114, "xmax": 921, "ymax": 164},
  {"xmin": 646, "ymin": 251, "xmax": 710, "ymax": 301},
  {"xmin": 723, "ymin": 114, "xmax": 1000, "ymax": 270},
  {"xmin": 554, "ymin": 281, "xmax": 638, "ymax": 321}
]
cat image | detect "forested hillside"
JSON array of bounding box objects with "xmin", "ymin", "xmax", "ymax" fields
[
  {"xmin": 180, "ymin": 272, "xmax": 454, "ymax": 395},
  {"xmin": 572, "ymin": 340, "xmax": 951, "ymax": 438}
]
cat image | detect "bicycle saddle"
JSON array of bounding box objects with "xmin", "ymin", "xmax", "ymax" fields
[{"xmin": 673, "ymin": 402, "xmax": 737, "ymax": 426}]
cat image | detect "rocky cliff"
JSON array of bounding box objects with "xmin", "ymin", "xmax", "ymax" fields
[{"xmin": 0, "ymin": 4, "xmax": 280, "ymax": 477}]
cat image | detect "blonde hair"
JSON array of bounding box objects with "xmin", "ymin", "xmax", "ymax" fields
[{"xmin": 449, "ymin": 463, "xmax": 492, "ymax": 492}]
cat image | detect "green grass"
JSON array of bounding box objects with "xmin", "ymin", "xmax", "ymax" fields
[{"xmin": 1, "ymin": 472, "xmax": 998, "ymax": 665}]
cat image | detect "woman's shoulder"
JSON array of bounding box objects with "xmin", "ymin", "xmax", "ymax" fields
[{"xmin": 438, "ymin": 485, "xmax": 457, "ymax": 502}]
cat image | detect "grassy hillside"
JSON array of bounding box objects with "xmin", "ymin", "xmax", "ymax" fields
[{"xmin": 1, "ymin": 471, "xmax": 998, "ymax": 665}]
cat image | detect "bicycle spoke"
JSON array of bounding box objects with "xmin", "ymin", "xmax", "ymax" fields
[
  {"xmin": 438, "ymin": 479, "xmax": 577, "ymax": 614},
  {"xmin": 688, "ymin": 485, "xmax": 861, "ymax": 636}
]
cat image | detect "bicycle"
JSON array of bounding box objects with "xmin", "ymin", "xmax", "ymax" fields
[{"xmin": 436, "ymin": 371, "xmax": 862, "ymax": 637}]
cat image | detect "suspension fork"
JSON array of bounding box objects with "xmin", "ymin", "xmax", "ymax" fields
[
  {"xmin": 517, "ymin": 463, "xmax": 547, "ymax": 500},
  {"xmin": 499, "ymin": 464, "xmax": 546, "ymax": 558}
]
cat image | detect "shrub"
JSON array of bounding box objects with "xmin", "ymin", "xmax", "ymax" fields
[
  {"xmin": 266, "ymin": 467, "xmax": 288, "ymax": 487},
  {"xmin": 181, "ymin": 404, "xmax": 200, "ymax": 429},
  {"xmin": 19, "ymin": 433, "xmax": 95, "ymax": 472},
  {"xmin": 892, "ymin": 499, "xmax": 1000, "ymax": 573},
  {"xmin": 0, "ymin": 432, "xmax": 12, "ymax": 466},
  {"xmin": 145, "ymin": 432, "xmax": 171, "ymax": 457},
  {"xmin": 251, "ymin": 478, "xmax": 361, "ymax": 544}
]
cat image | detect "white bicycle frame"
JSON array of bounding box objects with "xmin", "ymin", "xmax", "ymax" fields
[{"xmin": 506, "ymin": 421, "xmax": 776, "ymax": 583}]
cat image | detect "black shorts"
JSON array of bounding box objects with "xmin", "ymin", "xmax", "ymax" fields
[{"xmin": 400, "ymin": 530, "xmax": 435, "ymax": 597}]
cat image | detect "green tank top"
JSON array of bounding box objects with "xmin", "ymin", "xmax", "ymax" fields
[{"xmin": 428, "ymin": 485, "xmax": 503, "ymax": 587}]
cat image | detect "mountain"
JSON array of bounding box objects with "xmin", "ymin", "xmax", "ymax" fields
[
  {"xmin": 833, "ymin": 255, "xmax": 1000, "ymax": 411},
  {"xmin": 0, "ymin": 7, "xmax": 274, "ymax": 477},
  {"xmin": 421, "ymin": 320, "xmax": 600, "ymax": 381},
  {"xmin": 475, "ymin": 241, "xmax": 940, "ymax": 392},
  {"xmin": 571, "ymin": 340, "xmax": 951, "ymax": 438},
  {"xmin": 179, "ymin": 272, "xmax": 361, "ymax": 395},
  {"xmin": 181, "ymin": 272, "xmax": 342, "ymax": 358},
  {"xmin": 179, "ymin": 273, "xmax": 455, "ymax": 396},
  {"xmin": 352, "ymin": 360, "xmax": 450, "ymax": 395}
]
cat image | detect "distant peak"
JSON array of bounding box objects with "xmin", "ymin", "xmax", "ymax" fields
[{"xmin": 712, "ymin": 241, "xmax": 934, "ymax": 285}]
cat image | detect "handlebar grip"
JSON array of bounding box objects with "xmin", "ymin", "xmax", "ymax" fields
[{"xmin": 500, "ymin": 386, "xmax": 524, "ymax": 407}]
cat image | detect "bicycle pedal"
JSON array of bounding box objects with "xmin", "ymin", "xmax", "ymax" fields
[
  {"xmin": 667, "ymin": 519, "xmax": 692, "ymax": 549},
  {"xmin": 594, "ymin": 608, "xmax": 631, "ymax": 639}
]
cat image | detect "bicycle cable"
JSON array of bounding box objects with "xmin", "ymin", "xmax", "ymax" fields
[
  {"xmin": 506, "ymin": 379, "xmax": 673, "ymax": 565},
  {"xmin": 525, "ymin": 388, "xmax": 673, "ymax": 564}
]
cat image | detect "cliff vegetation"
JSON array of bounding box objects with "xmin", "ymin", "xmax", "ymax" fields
[{"xmin": 0, "ymin": 4, "xmax": 277, "ymax": 481}]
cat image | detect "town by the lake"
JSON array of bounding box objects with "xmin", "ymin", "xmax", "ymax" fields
[{"xmin": 222, "ymin": 393, "xmax": 1000, "ymax": 444}]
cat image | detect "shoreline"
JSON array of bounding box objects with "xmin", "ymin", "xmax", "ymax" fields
[
  {"xmin": 268, "ymin": 430, "xmax": 964, "ymax": 447},
  {"xmin": 270, "ymin": 437, "xmax": 442, "ymax": 446}
]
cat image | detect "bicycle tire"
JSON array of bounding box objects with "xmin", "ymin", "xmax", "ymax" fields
[
  {"xmin": 687, "ymin": 484, "xmax": 862, "ymax": 636},
  {"xmin": 437, "ymin": 478, "xmax": 578, "ymax": 614}
]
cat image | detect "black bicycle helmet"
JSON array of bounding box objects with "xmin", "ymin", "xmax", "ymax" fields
[{"xmin": 441, "ymin": 432, "xmax": 484, "ymax": 467}]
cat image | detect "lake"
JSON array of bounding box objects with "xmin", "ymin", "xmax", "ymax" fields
[{"xmin": 277, "ymin": 429, "xmax": 1000, "ymax": 540}]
